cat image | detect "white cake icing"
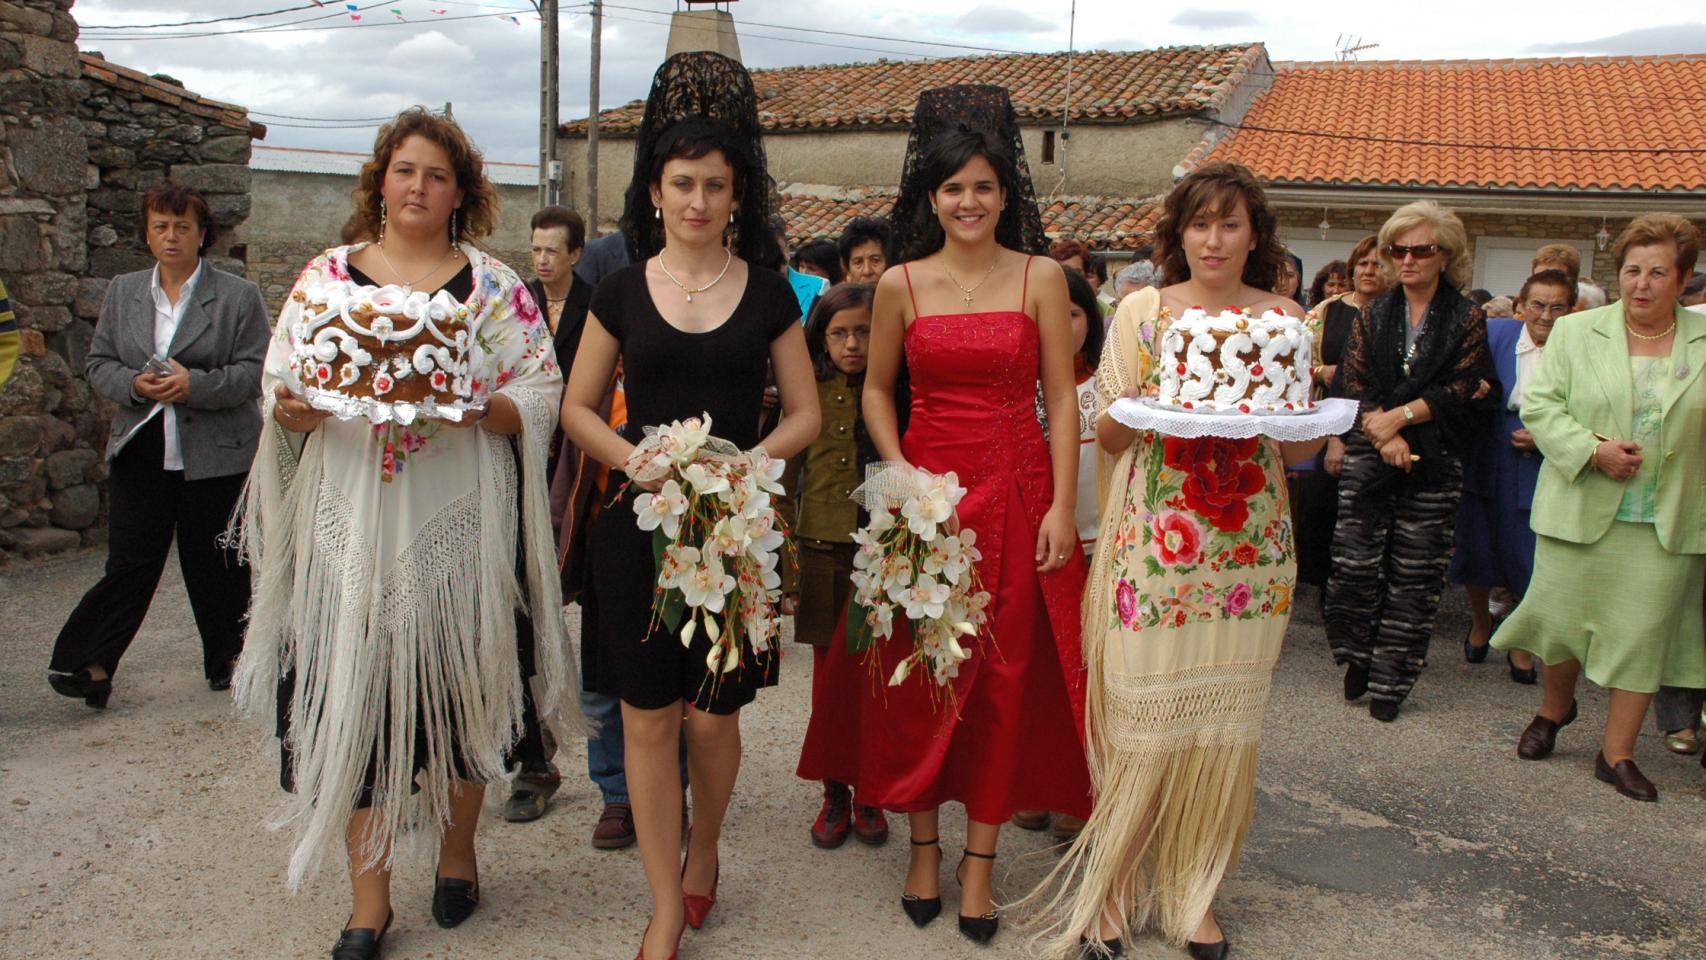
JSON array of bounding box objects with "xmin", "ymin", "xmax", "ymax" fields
[
  {"xmin": 1156, "ymin": 307, "xmax": 1314, "ymax": 413},
  {"xmin": 287, "ymin": 280, "xmax": 484, "ymax": 424}
]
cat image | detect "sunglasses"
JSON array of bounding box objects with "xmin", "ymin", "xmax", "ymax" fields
[{"xmin": 1385, "ymin": 243, "xmax": 1441, "ymax": 260}]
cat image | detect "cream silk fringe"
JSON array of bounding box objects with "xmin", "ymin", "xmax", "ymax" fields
[
  {"xmin": 1028, "ymin": 289, "xmax": 1274, "ymax": 956},
  {"xmin": 229, "ymin": 247, "xmax": 581, "ymax": 890}
]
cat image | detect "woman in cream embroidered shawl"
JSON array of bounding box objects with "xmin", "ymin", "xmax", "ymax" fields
[
  {"xmin": 231, "ymin": 110, "xmax": 575, "ymax": 953},
  {"xmin": 1035, "ymin": 163, "xmax": 1323, "ymax": 959}
]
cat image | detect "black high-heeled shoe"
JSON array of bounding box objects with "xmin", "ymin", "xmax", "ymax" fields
[
  {"xmin": 431, "ymin": 874, "xmax": 479, "ymax": 929},
  {"xmin": 48, "ymin": 669, "xmax": 112, "ymax": 709},
  {"xmin": 900, "ymin": 837, "xmax": 942, "ymax": 927},
  {"xmin": 1186, "ymin": 936, "xmax": 1230, "ymax": 960},
  {"xmin": 1506, "ymin": 652, "xmax": 1538, "ymax": 685},
  {"xmin": 330, "ymin": 909, "xmax": 391, "ymax": 960},
  {"xmin": 956, "ymin": 849, "xmax": 999, "ymax": 944}
]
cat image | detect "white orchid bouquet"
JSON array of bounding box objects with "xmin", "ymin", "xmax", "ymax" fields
[
  {"xmin": 626, "ymin": 414, "xmax": 788, "ymax": 687},
  {"xmin": 847, "ymin": 464, "xmax": 992, "ymax": 689}
]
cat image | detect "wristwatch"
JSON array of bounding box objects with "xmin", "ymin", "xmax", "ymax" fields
[{"xmin": 1402, "ymin": 405, "xmax": 1414, "ymax": 422}]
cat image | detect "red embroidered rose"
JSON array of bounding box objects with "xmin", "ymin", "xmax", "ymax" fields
[
  {"xmin": 1152, "ymin": 512, "xmax": 1204, "ymax": 566},
  {"xmin": 1232, "ymin": 542, "xmax": 1260, "ymax": 566},
  {"xmin": 1163, "ymin": 436, "xmax": 1265, "ymax": 533}
]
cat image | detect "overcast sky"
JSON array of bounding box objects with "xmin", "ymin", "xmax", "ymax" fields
[{"xmin": 73, "ymin": 1, "xmax": 1706, "ymax": 163}]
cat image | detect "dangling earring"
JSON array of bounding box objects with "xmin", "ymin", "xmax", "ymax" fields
[
  {"xmin": 378, "ymin": 199, "xmax": 387, "ymax": 245},
  {"xmin": 654, "ymin": 205, "xmax": 662, "ymax": 221},
  {"xmin": 449, "ymin": 208, "xmax": 459, "ymax": 245}
]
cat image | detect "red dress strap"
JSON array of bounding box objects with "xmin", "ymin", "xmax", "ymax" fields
[
  {"xmin": 1020, "ymin": 255, "xmax": 1034, "ymax": 311},
  {"xmin": 901, "ymin": 263, "xmax": 921, "ymax": 317}
]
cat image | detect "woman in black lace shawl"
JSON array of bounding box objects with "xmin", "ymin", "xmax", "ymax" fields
[{"xmin": 1326, "ymin": 200, "xmax": 1496, "ymax": 722}]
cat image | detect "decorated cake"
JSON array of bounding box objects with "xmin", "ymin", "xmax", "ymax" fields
[
  {"xmin": 1156, "ymin": 306, "xmax": 1313, "ymax": 413},
  {"xmin": 288, "ymin": 280, "xmax": 483, "ymax": 424}
]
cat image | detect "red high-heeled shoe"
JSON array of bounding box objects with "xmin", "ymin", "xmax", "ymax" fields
[
  {"xmin": 682, "ymin": 855, "xmax": 719, "ymax": 929},
  {"xmin": 634, "ymin": 923, "xmax": 682, "ymax": 960}
]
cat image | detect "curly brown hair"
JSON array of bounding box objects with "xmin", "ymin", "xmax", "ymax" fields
[
  {"xmin": 353, "ymin": 107, "xmax": 499, "ymax": 244},
  {"xmin": 1153, "ymin": 162, "xmax": 1284, "ymax": 291}
]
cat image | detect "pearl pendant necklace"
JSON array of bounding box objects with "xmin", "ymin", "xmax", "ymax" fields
[{"xmin": 658, "ymin": 248, "xmax": 733, "ymax": 303}]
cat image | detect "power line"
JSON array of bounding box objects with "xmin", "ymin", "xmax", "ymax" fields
[
  {"xmin": 1209, "ymin": 117, "xmax": 1706, "ymax": 155},
  {"xmin": 599, "ymin": 2, "xmax": 1015, "ymax": 55},
  {"xmin": 250, "ymin": 110, "xmax": 401, "ymax": 122},
  {"xmin": 80, "ymin": 3, "xmax": 545, "ymax": 40},
  {"xmin": 252, "ymin": 119, "xmax": 387, "ymax": 128},
  {"xmin": 80, "ymin": 2, "xmax": 342, "ymax": 30},
  {"xmin": 591, "ymin": 10, "xmax": 933, "ymax": 60}
]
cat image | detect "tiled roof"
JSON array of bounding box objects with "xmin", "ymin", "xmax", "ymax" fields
[
  {"xmin": 777, "ymin": 188, "xmax": 1162, "ymax": 251},
  {"xmin": 1205, "ymin": 55, "xmax": 1706, "ymax": 192},
  {"xmin": 565, "ymin": 44, "xmax": 1266, "ymax": 136},
  {"xmin": 80, "ymin": 53, "xmax": 267, "ymax": 140}
]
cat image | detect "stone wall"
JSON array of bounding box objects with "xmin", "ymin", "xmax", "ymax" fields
[{"xmin": 0, "ymin": 0, "xmax": 261, "ymax": 560}]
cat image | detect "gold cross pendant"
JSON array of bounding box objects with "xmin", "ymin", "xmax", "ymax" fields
[{"xmin": 963, "ymin": 291, "xmax": 975, "ymax": 308}]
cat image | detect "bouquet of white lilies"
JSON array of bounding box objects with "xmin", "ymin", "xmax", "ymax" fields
[
  {"xmin": 847, "ymin": 464, "xmax": 992, "ymax": 688},
  {"xmin": 626, "ymin": 414, "xmax": 787, "ymax": 684}
]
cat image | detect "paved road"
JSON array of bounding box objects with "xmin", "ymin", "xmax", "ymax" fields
[{"xmin": 3, "ymin": 548, "xmax": 1701, "ymax": 959}]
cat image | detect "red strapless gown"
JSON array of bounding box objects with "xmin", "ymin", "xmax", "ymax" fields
[{"xmin": 796, "ymin": 310, "xmax": 1092, "ymax": 822}]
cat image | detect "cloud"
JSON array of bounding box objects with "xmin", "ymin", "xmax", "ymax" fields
[
  {"xmin": 1525, "ymin": 22, "xmax": 1706, "ymax": 56},
  {"xmin": 385, "ymin": 31, "xmax": 475, "ymax": 66},
  {"xmin": 949, "ymin": 4, "xmax": 1055, "ymax": 35},
  {"xmin": 1169, "ymin": 10, "xmax": 1262, "ymax": 30}
]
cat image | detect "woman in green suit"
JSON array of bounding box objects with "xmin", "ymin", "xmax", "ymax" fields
[{"xmin": 1496, "ymin": 214, "xmax": 1706, "ymax": 802}]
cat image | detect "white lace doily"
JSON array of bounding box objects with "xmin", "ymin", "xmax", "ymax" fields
[{"xmin": 1109, "ymin": 397, "xmax": 1358, "ymax": 441}]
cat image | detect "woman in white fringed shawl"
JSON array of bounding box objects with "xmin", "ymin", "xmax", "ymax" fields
[{"xmin": 231, "ymin": 109, "xmax": 575, "ymax": 959}]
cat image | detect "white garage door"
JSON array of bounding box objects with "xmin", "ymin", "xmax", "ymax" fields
[
  {"xmin": 1473, "ymin": 237, "xmax": 1593, "ymax": 300},
  {"xmin": 1280, "ymin": 228, "xmax": 1374, "ymax": 296}
]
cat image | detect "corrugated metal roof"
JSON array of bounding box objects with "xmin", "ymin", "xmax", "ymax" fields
[{"xmin": 250, "ymin": 145, "xmax": 539, "ymax": 186}]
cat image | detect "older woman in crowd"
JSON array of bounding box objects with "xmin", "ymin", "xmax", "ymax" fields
[
  {"xmin": 1453, "ymin": 270, "xmax": 1575, "ymax": 682},
  {"xmin": 1310, "ymin": 259, "xmax": 1349, "ymax": 308},
  {"xmin": 1291, "ymin": 237, "xmax": 1384, "ymax": 597},
  {"xmin": 47, "ymin": 181, "xmax": 269, "ymax": 709},
  {"xmin": 1326, "ymin": 202, "xmax": 1494, "ymax": 722},
  {"xmin": 1494, "ymin": 214, "xmax": 1706, "ymax": 801}
]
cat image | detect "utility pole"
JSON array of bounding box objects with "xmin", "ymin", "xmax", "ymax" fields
[
  {"xmin": 538, "ymin": 0, "xmax": 560, "ymax": 206},
  {"xmin": 587, "ymin": 0, "xmax": 602, "ymax": 235}
]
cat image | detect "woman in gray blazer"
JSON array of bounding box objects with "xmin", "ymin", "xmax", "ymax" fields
[{"xmin": 46, "ymin": 181, "xmax": 269, "ymax": 708}]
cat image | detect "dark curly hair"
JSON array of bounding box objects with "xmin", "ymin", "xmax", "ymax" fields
[
  {"xmin": 895, "ymin": 127, "xmax": 1031, "ymax": 264},
  {"xmin": 353, "ymin": 107, "xmax": 499, "ymax": 244},
  {"xmin": 1153, "ymin": 161, "xmax": 1284, "ymax": 291}
]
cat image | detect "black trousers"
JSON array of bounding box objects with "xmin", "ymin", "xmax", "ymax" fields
[
  {"xmin": 49, "ymin": 417, "xmax": 249, "ymax": 681},
  {"xmin": 1325, "ymin": 434, "xmax": 1463, "ymax": 704}
]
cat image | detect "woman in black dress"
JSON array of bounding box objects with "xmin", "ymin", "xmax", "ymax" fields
[
  {"xmin": 560, "ymin": 52, "xmax": 821, "ymax": 960},
  {"xmin": 1290, "ymin": 234, "xmax": 1384, "ymax": 593}
]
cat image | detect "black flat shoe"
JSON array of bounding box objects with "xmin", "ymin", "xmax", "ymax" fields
[
  {"xmin": 48, "ymin": 669, "xmax": 111, "ymax": 709},
  {"xmin": 1506, "ymin": 652, "xmax": 1538, "ymax": 685},
  {"xmin": 431, "ymin": 875, "xmax": 479, "ymax": 928},
  {"xmin": 1079, "ymin": 935, "xmax": 1124, "ymax": 957},
  {"xmin": 330, "ymin": 910, "xmax": 391, "ymax": 960},
  {"xmin": 1343, "ymin": 663, "xmax": 1369, "ymax": 701},
  {"xmin": 1462, "ymin": 629, "xmax": 1490, "ymax": 664},
  {"xmin": 1369, "ymin": 699, "xmax": 1399, "ymax": 722},
  {"xmin": 956, "ymin": 849, "xmax": 999, "ymax": 945},
  {"xmin": 900, "ymin": 837, "xmax": 942, "ymax": 928},
  {"xmin": 1186, "ymin": 937, "xmax": 1230, "ymax": 960}
]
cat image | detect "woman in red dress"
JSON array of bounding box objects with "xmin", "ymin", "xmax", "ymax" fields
[{"xmin": 797, "ymin": 84, "xmax": 1091, "ymax": 946}]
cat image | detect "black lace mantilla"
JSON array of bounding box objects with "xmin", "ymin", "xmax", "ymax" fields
[
  {"xmin": 890, "ymin": 84, "xmax": 1047, "ymax": 264},
  {"xmin": 619, "ymin": 51, "xmax": 782, "ymax": 272}
]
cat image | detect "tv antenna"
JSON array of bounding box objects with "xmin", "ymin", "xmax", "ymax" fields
[{"xmin": 1335, "ymin": 34, "xmax": 1380, "ymax": 61}]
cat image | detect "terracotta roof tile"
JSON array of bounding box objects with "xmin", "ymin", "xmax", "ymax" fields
[
  {"xmin": 565, "ymin": 45, "xmax": 1264, "ymax": 136},
  {"xmin": 1207, "ymin": 54, "xmax": 1706, "ymax": 192},
  {"xmin": 778, "ymin": 189, "xmax": 1162, "ymax": 251},
  {"xmin": 80, "ymin": 53, "xmax": 267, "ymax": 140}
]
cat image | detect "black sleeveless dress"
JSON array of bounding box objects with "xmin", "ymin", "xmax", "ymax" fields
[{"xmin": 580, "ymin": 263, "xmax": 799, "ymax": 713}]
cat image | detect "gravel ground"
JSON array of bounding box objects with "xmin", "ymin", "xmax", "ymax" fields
[{"xmin": 3, "ymin": 547, "xmax": 1702, "ymax": 959}]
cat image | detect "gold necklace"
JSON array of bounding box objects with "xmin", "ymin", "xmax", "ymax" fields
[
  {"xmin": 944, "ymin": 257, "xmax": 1000, "ymax": 309},
  {"xmin": 658, "ymin": 248, "xmax": 733, "ymax": 303},
  {"xmin": 1625, "ymin": 318, "xmax": 1676, "ymax": 341},
  {"xmin": 377, "ymin": 242, "xmax": 459, "ymax": 293}
]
